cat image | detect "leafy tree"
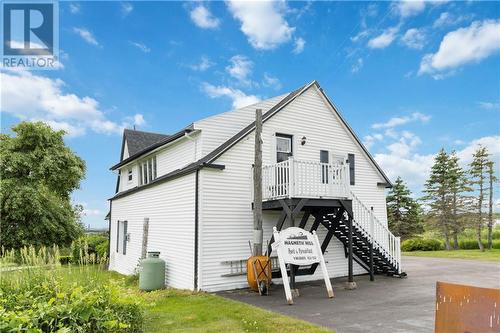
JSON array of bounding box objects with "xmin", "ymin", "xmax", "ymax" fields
[
  {"xmin": 422, "ymin": 149, "xmax": 453, "ymax": 250},
  {"xmin": 486, "ymin": 160, "xmax": 497, "ymax": 249},
  {"xmin": 0, "ymin": 122, "xmax": 86, "ymax": 249},
  {"xmin": 468, "ymin": 146, "xmax": 489, "ymax": 252},
  {"xmin": 387, "ymin": 177, "xmax": 423, "ymax": 239}
]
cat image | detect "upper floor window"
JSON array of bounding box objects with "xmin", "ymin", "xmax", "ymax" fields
[
  {"xmin": 138, "ymin": 156, "xmax": 157, "ymax": 186},
  {"xmin": 127, "ymin": 169, "xmax": 133, "ymax": 182},
  {"xmin": 276, "ymin": 134, "xmax": 293, "ymax": 163}
]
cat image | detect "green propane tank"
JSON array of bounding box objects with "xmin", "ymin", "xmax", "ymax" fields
[{"xmin": 139, "ymin": 252, "xmax": 165, "ymax": 291}]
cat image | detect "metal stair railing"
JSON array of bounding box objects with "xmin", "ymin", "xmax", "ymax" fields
[{"xmin": 349, "ymin": 190, "xmax": 401, "ymax": 274}]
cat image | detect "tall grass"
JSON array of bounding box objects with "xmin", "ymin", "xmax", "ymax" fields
[{"xmin": 0, "ymin": 244, "xmax": 142, "ymax": 332}]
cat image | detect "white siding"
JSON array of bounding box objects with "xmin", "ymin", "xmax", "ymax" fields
[
  {"xmin": 194, "ymin": 95, "xmax": 286, "ymax": 156},
  {"xmin": 198, "ymin": 85, "xmax": 388, "ymax": 291},
  {"xmin": 109, "ymin": 173, "xmax": 196, "ymax": 290},
  {"xmin": 117, "ymin": 134, "xmax": 199, "ymax": 193},
  {"xmin": 156, "ymin": 133, "xmax": 199, "ymax": 176}
]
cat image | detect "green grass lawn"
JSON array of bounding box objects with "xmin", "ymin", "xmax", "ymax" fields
[
  {"xmin": 403, "ymin": 249, "xmax": 500, "ymax": 262},
  {"xmin": 112, "ymin": 271, "xmax": 331, "ymax": 333},
  {"xmin": 140, "ymin": 288, "xmax": 331, "ymax": 333}
]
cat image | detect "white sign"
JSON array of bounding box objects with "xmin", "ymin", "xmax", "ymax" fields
[
  {"xmin": 279, "ymin": 227, "xmax": 320, "ymax": 265},
  {"xmin": 272, "ymin": 227, "xmax": 334, "ymax": 305}
]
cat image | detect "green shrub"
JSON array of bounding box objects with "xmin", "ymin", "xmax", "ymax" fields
[
  {"xmin": 0, "ymin": 245, "xmax": 143, "ymax": 332},
  {"xmin": 401, "ymin": 238, "xmax": 444, "ymax": 251},
  {"xmin": 492, "ymin": 229, "xmax": 500, "ymax": 240},
  {"xmin": 458, "ymin": 239, "xmax": 483, "ymax": 250},
  {"xmin": 96, "ymin": 239, "xmax": 109, "ymax": 258},
  {"xmin": 493, "ymin": 240, "xmax": 500, "ymax": 249},
  {"xmin": 58, "ymin": 255, "xmax": 72, "ymax": 265},
  {"xmin": 72, "ymin": 234, "xmax": 108, "ymax": 263}
]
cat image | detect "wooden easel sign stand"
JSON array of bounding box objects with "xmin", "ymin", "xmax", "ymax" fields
[{"xmin": 272, "ymin": 227, "xmax": 334, "ymax": 305}]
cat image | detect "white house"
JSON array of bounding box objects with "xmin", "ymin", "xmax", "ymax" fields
[{"xmin": 108, "ymin": 81, "xmax": 403, "ymax": 292}]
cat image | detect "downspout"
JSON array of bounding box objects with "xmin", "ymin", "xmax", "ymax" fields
[
  {"xmin": 107, "ymin": 200, "xmax": 112, "ymax": 269},
  {"xmin": 194, "ymin": 169, "xmax": 199, "ymax": 291}
]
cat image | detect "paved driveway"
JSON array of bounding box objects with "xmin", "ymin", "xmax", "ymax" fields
[{"xmin": 220, "ymin": 257, "xmax": 500, "ymax": 333}]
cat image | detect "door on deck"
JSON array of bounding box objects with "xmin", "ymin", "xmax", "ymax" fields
[{"xmin": 275, "ymin": 134, "xmax": 293, "ymax": 197}]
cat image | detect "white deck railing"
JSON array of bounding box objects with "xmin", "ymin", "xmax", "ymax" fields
[
  {"xmin": 258, "ymin": 157, "xmax": 401, "ymax": 274},
  {"xmin": 350, "ymin": 190, "xmax": 401, "ymax": 274},
  {"xmin": 261, "ymin": 158, "xmax": 350, "ymax": 201}
]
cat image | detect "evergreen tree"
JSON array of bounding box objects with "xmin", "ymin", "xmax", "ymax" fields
[
  {"xmin": 423, "ymin": 149, "xmax": 453, "ymax": 250},
  {"xmin": 387, "ymin": 177, "xmax": 423, "ymax": 239},
  {"xmin": 468, "ymin": 146, "xmax": 489, "ymax": 252},
  {"xmin": 486, "ymin": 160, "xmax": 497, "ymax": 249},
  {"xmin": 447, "ymin": 151, "xmax": 471, "ymax": 249}
]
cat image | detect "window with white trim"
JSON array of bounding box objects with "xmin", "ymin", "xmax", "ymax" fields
[
  {"xmin": 276, "ymin": 134, "xmax": 293, "ymax": 163},
  {"xmin": 127, "ymin": 168, "xmax": 133, "ymax": 182},
  {"xmin": 138, "ymin": 156, "xmax": 157, "ymax": 186},
  {"xmin": 116, "ymin": 220, "xmax": 128, "ymax": 255}
]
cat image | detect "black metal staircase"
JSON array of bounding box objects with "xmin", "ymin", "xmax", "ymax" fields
[{"xmin": 266, "ymin": 196, "xmax": 404, "ymax": 282}]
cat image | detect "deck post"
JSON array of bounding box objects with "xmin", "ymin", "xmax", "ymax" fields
[
  {"xmin": 253, "ymin": 109, "xmax": 263, "ymax": 256},
  {"xmin": 346, "ymin": 212, "xmax": 357, "ymax": 289},
  {"xmin": 369, "ymin": 207, "xmax": 374, "ymax": 281}
]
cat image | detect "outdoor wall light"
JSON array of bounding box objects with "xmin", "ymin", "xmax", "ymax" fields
[{"xmin": 301, "ymin": 136, "xmax": 307, "ymax": 145}]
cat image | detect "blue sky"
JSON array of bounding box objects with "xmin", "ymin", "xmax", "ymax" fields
[{"xmin": 1, "ymin": 1, "xmax": 499, "ymax": 228}]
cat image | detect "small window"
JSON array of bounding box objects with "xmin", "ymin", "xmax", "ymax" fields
[
  {"xmin": 139, "ymin": 156, "xmax": 158, "ymax": 186},
  {"xmin": 117, "ymin": 220, "xmax": 128, "ymax": 255},
  {"xmin": 348, "ymin": 153, "xmax": 355, "ymax": 186},
  {"xmin": 320, "ymin": 150, "xmax": 329, "ymax": 184},
  {"xmin": 127, "ymin": 169, "xmax": 133, "ymax": 182},
  {"xmin": 276, "ymin": 134, "xmax": 293, "ymax": 163},
  {"xmin": 138, "ymin": 164, "xmax": 143, "ymax": 185}
]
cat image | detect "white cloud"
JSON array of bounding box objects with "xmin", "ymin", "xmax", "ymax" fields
[
  {"xmin": 351, "ymin": 57, "xmax": 364, "ymax": 73},
  {"xmin": 375, "ymin": 135, "xmax": 500, "ymax": 195},
  {"xmin": 189, "ymin": 56, "xmax": 214, "ymax": 71},
  {"xmin": 73, "ymin": 27, "xmax": 99, "ymax": 46},
  {"xmin": 351, "ymin": 30, "xmax": 370, "ymax": 43},
  {"xmin": 393, "ymin": 0, "xmax": 426, "ymax": 18},
  {"xmin": 129, "ymin": 41, "xmax": 150, "ymax": 53},
  {"xmin": 226, "ymin": 0, "xmax": 295, "ymax": 50},
  {"xmin": 419, "ymin": 20, "xmax": 500, "ymax": 76},
  {"xmin": 478, "ymin": 101, "xmax": 500, "ymax": 110},
  {"xmin": 293, "ymin": 37, "xmax": 305, "ymax": 54},
  {"xmin": 433, "ymin": 12, "xmax": 471, "ymax": 28},
  {"xmin": 1, "ymin": 69, "xmax": 143, "ymax": 137},
  {"xmin": 202, "ymin": 83, "xmax": 260, "ymax": 109},
  {"xmin": 190, "ymin": 4, "xmax": 220, "ymax": 29},
  {"xmin": 363, "ymin": 133, "xmax": 384, "ymax": 149},
  {"xmin": 83, "ymin": 208, "xmax": 103, "ymax": 217},
  {"xmin": 69, "ymin": 3, "xmax": 80, "ymax": 14},
  {"xmin": 401, "ymin": 28, "xmax": 426, "ymax": 50},
  {"xmin": 262, "ymin": 73, "xmax": 282, "ymax": 90},
  {"xmin": 372, "ymin": 112, "xmax": 431, "ymax": 129},
  {"xmin": 226, "ymin": 55, "xmax": 253, "ymax": 85},
  {"xmin": 367, "ymin": 26, "xmax": 399, "ymax": 49},
  {"xmin": 455, "ymin": 136, "xmax": 500, "ymax": 168},
  {"xmin": 121, "ymin": 2, "xmax": 133, "ymax": 16}
]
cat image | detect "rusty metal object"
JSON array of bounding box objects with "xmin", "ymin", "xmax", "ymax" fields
[{"xmin": 435, "ymin": 281, "xmax": 500, "ymax": 333}]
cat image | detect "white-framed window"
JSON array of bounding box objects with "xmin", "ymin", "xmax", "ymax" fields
[
  {"xmin": 138, "ymin": 156, "xmax": 157, "ymax": 186},
  {"xmin": 127, "ymin": 168, "xmax": 133, "ymax": 182},
  {"xmin": 276, "ymin": 134, "xmax": 293, "ymax": 162},
  {"xmin": 116, "ymin": 220, "xmax": 128, "ymax": 255}
]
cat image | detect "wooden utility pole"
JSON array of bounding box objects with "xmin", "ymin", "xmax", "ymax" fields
[{"xmin": 253, "ymin": 109, "xmax": 263, "ymax": 256}]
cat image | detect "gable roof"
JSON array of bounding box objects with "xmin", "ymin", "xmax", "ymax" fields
[
  {"xmin": 110, "ymin": 80, "xmax": 391, "ymax": 200},
  {"xmin": 112, "ymin": 125, "xmax": 194, "ymax": 170},
  {"xmin": 123, "ymin": 129, "xmax": 170, "ymax": 157}
]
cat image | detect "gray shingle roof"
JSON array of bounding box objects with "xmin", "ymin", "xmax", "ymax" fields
[{"xmin": 123, "ymin": 129, "xmax": 169, "ymax": 158}]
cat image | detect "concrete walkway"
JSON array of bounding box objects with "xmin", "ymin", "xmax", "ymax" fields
[{"xmin": 220, "ymin": 256, "xmax": 500, "ymax": 333}]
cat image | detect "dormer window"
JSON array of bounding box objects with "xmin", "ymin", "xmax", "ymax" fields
[
  {"xmin": 127, "ymin": 169, "xmax": 133, "ymax": 182},
  {"xmin": 138, "ymin": 156, "xmax": 157, "ymax": 186}
]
